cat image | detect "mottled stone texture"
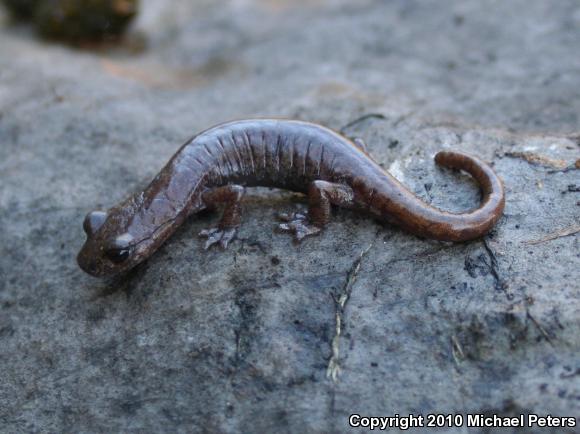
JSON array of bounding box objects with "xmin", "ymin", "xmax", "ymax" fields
[{"xmin": 0, "ymin": 1, "xmax": 579, "ymax": 433}]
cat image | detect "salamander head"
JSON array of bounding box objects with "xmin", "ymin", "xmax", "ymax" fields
[{"xmin": 77, "ymin": 209, "xmax": 149, "ymax": 277}]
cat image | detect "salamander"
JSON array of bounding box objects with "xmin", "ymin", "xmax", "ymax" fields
[{"xmin": 77, "ymin": 119, "xmax": 505, "ymax": 277}]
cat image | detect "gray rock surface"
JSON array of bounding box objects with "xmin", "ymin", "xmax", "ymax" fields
[{"xmin": 1, "ymin": 0, "xmax": 579, "ymax": 433}]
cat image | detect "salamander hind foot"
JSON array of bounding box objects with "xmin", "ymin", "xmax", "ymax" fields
[
  {"xmin": 277, "ymin": 212, "xmax": 321, "ymax": 242},
  {"xmin": 199, "ymin": 227, "xmax": 237, "ymax": 250}
]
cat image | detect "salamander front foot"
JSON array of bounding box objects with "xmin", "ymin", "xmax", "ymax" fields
[
  {"xmin": 199, "ymin": 227, "xmax": 237, "ymax": 250},
  {"xmin": 277, "ymin": 212, "xmax": 321, "ymax": 242}
]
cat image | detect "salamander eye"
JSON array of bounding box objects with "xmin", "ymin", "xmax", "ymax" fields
[
  {"xmin": 104, "ymin": 233, "xmax": 134, "ymax": 264},
  {"xmin": 104, "ymin": 247, "xmax": 131, "ymax": 264},
  {"xmin": 83, "ymin": 210, "xmax": 107, "ymax": 235}
]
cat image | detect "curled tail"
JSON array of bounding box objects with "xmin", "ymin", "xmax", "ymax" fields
[{"xmin": 379, "ymin": 151, "xmax": 505, "ymax": 241}]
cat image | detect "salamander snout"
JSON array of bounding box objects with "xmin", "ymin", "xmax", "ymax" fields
[
  {"xmin": 77, "ymin": 233, "xmax": 137, "ymax": 277},
  {"xmin": 77, "ymin": 209, "xmax": 140, "ymax": 277}
]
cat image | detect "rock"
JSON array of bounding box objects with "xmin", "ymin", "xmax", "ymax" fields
[{"xmin": 0, "ymin": 1, "xmax": 578, "ymax": 432}]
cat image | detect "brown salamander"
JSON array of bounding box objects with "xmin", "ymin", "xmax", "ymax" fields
[{"xmin": 77, "ymin": 119, "xmax": 505, "ymax": 277}]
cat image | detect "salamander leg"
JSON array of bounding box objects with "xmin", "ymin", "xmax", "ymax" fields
[
  {"xmin": 353, "ymin": 137, "xmax": 368, "ymax": 153},
  {"xmin": 278, "ymin": 180, "xmax": 354, "ymax": 242},
  {"xmin": 352, "ymin": 137, "xmax": 379, "ymax": 162},
  {"xmin": 199, "ymin": 184, "xmax": 245, "ymax": 249}
]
